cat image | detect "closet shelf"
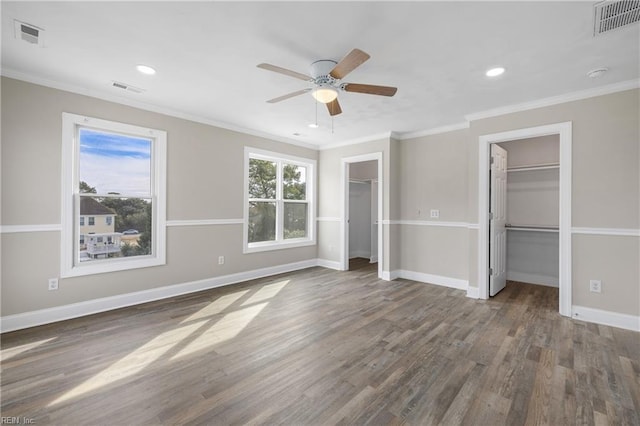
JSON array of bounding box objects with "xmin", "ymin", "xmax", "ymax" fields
[
  {"xmin": 506, "ymin": 224, "xmax": 559, "ymax": 233},
  {"xmin": 507, "ymin": 163, "xmax": 559, "ymax": 172}
]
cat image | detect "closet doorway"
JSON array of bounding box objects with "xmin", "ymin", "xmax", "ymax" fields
[
  {"xmin": 493, "ymin": 136, "xmax": 560, "ymax": 296},
  {"xmin": 478, "ymin": 122, "xmax": 572, "ymax": 317},
  {"xmin": 341, "ymin": 153, "xmax": 383, "ymax": 277}
]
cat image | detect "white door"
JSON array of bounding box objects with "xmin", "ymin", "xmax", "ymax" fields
[
  {"xmin": 370, "ymin": 180, "xmax": 378, "ymax": 263},
  {"xmin": 489, "ymin": 144, "xmax": 508, "ymax": 296}
]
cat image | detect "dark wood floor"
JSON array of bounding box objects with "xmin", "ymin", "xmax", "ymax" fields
[{"xmin": 2, "ymin": 264, "xmax": 639, "ymax": 425}]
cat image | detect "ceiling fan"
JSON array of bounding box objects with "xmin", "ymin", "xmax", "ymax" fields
[{"xmin": 257, "ymin": 48, "xmax": 397, "ymax": 116}]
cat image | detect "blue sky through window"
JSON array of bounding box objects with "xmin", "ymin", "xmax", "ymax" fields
[{"xmin": 79, "ymin": 128, "xmax": 152, "ymax": 196}]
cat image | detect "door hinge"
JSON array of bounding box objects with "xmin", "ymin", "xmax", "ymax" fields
[
  {"xmin": 490, "ymin": 157, "xmax": 494, "ymax": 164},
  {"xmin": 489, "ymin": 267, "xmax": 494, "ymax": 276},
  {"xmin": 489, "ymin": 212, "xmax": 494, "ymax": 220}
]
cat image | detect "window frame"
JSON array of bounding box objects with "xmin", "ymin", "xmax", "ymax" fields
[
  {"xmin": 61, "ymin": 113, "xmax": 167, "ymax": 277},
  {"xmin": 243, "ymin": 147, "xmax": 316, "ymax": 253}
]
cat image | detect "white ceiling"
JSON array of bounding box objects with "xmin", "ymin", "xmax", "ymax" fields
[{"xmin": 2, "ymin": 1, "xmax": 639, "ymax": 148}]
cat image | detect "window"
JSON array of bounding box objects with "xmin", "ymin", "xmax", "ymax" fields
[
  {"xmin": 61, "ymin": 113, "xmax": 167, "ymax": 277},
  {"xmin": 244, "ymin": 148, "xmax": 316, "ymax": 253}
]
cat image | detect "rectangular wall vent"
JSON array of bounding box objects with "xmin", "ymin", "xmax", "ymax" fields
[
  {"xmin": 594, "ymin": 0, "xmax": 640, "ymax": 36},
  {"xmin": 111, "ymin": 81, "xmax": 146, "ymax": 94},
  {"xmin": 14, "ymin": 20, "xmax": 44, "ymax": 46}
]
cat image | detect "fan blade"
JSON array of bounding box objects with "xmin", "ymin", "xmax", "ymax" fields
[
  {"xmin": 257, "ymin": 63, "xmax": 313, "ymax": 82},
  {"xmin": 266, "ymin": 88, "xmax": 312, "ymax": 103},
  {"xmin": 344, "ymin": 83, "xmax": 397, "ymax": 97},
  {"xmin": 330, "ymin": 49, "xmax": 370, "ymax": 79},
  {"xmin": 326, "ymin": 98, "xmax": 342, "ymax": 116}
]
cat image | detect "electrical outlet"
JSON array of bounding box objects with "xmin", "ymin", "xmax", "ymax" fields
[
  {"xmin": 589, "ymin": 279, "xmax": 602, "ymax": 293},
  {"xmin": 48, "ymin": 278, "xmax": 59, "ymax": 291},
  {"xmin": 430, "ymin": 209, "xmax": 439, "ymax": 219},
  {"xmin": 218, "ymin": 256, "xmax": 225, "ymax": 265}
]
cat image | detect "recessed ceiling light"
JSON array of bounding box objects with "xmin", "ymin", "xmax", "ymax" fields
[
  {"xmin": 136, "ymin": 65, "xmax": 156, "ymax": 75},
  {"xmin": 587, "ymin": 67, "xmax": 608, "ymax": 78},
  {"xmin": 308, "ymin": 123, "xmax": 319, "ymax": 129},
  {"xmin": 486, "ymin": 67, "xmax": 505, "ymax": 77}
]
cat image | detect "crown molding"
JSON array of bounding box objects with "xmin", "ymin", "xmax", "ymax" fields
[
  {"xmin": 395, "ymin": 122, "xmax": 470, "ymax": 140},
  {"xmin": 1, "ymin": 68, "xmax": 318, "ymax": 151},
  {"xmin": 4, "ymin": 69, "xmax": 638, "ymax": 153},
  {"xmin": 464, "ymin": 79, "xmax": 640, "ymax": 122},
  {"xmin": 317, "ymin": 131, "xmax": 393, "ymax": 151}
]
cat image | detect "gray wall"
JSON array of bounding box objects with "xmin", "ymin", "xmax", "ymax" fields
[
  {"xmin": 312, "ymin": 88, "xmax": 638, "ymax": 318},
  {"xmin": 1, "ymin": 77, "xmax": 318, "ymax": 316},
  {"xmin": 2, "ymin": 77, "xmax": 638, "ymax": 322},
  {"xmin": 466, "ymin": 89, "xmax": 639, "ymax": 316}
]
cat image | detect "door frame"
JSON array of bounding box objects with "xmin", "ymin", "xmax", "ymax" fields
[
  {"xmin": 477, "ymin": 122, "xmax": 572, "ymax": 316},
  {"xmin": 341, "ymin": 152, "xmax": 383, "ymax": 278}
]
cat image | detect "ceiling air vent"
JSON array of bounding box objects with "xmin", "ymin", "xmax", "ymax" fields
[
  {"xmin": 14, "ymin": 20, "xmax": 44, "ymax": 46},
  {"xmin": 594, "ymin": 0, "xmax": 640, "ymax": 36},
  {"xmin": 111, "ymin": 81, "xmax": 145, "ymax": 94}
]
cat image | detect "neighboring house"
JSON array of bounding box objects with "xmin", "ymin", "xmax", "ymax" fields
[{"xmin": 79, "ymin": 197, "xmax": 122, "ymax": 259}]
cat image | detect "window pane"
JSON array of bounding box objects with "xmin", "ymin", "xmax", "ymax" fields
[
  {"xmin": 248, "ymin": 202, "xmax": 276, "ymax": 243},
  {"xmin": 248, "ymin": 159, "xmax": 277, "ymax": 199},
  {"xmin": 284, "ymin": 202, "xmax": 307, "ymax": 239},
  {"xmin": 79, "ymin": 196, "xmax": 152, "ymax": 262},
  {"xmin": 79, "ymin": 128, "xmax": 152, "ymax": 196},
  {"xmin": 283, "ymin": 164, "xmax": 306, "ymax": 200}
]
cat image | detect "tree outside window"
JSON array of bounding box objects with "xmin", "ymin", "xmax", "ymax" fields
[
  {"xmin": 245, "ymin": 148, "xmax": 315, "ymax": 252},
  {"xmin": 61, "ymin": 113, "xmax": 166, "ymax": 277}
]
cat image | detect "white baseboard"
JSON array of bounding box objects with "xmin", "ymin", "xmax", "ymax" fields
[
  {"xmin": 395, "ymin": 270, "xmax": 468, "ymax": 291},
  {"xmin": 572, "ymin": 305, "xmax": 640, "ymax": 332},
  {"xmin": 349, "ymin": 251, "xmax": 371, "ymax": 259},
  {"xmin": 0, "ymin": 259, "xmax": 319, "ymax": 333},
  {"xmin": 466, "ymin": 286, "xmax": 480, "ymax": 299},
  {"xmin": 316, "ymin": 258, "xmax": 342, "ymax": 270},
  {"xmin": 507, "ymin": 271, "xmax": 559, "ymax": 287},
  {"xmin": 381, "ymin": 270, "xmax": 399, "ymax": 281},
  {"xmin": 369, "ymin": 255, "xmax": 378, "ymax": 263}
]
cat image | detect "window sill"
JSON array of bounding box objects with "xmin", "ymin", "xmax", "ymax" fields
[
  {"xmin": 243, "ymin": 239, "xmax": 316, "ymax": 254},
  {"xmin": 61, "ymin": 255, "xmax": 165, "ymax": 278}
]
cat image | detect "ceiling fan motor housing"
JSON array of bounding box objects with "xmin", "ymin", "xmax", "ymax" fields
[{"xmin": 310, "ymin": 59, "xmax": 339, "ymax": 85}]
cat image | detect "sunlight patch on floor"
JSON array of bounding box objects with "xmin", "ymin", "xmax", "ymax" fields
[
  {"xmin": 48, "ymin": 320, "xmax": 206, "ymax": 406},
  {"xmin": 241, "ymin": 280, "xmax": 289, "ymax": 306},
  {"xmin": 171, "ymin": 302, "xmax": 268, "ymax": 360},
  {"xmin": 181, "ymin": 290, "xmax": 250, "ymax": 324},
  {"xmin": 1, "ymin": 337, "xmax": 56, "ymax": 362}
]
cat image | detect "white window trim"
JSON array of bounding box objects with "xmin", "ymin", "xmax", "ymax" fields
[
  {"xmin": 243, "ymin": 147, "xmax": 316, "ymax": 254},
  {"xmin": 61, "ymin": 113, "xmax": 167, "ymax": 277}
]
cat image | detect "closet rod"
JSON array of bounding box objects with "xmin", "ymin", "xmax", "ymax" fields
[
  {"xmin": 507, "ymin": 163, "xmax": 559, "ymax": 172},
  {"xmin": 506, "ymin": 224, "xmax": 559, "ymax": 233}
]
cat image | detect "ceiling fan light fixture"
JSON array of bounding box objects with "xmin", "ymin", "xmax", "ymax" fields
[{"xmin": 312, "ymin": 85, "xmax": 338, "ymax": 104}]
